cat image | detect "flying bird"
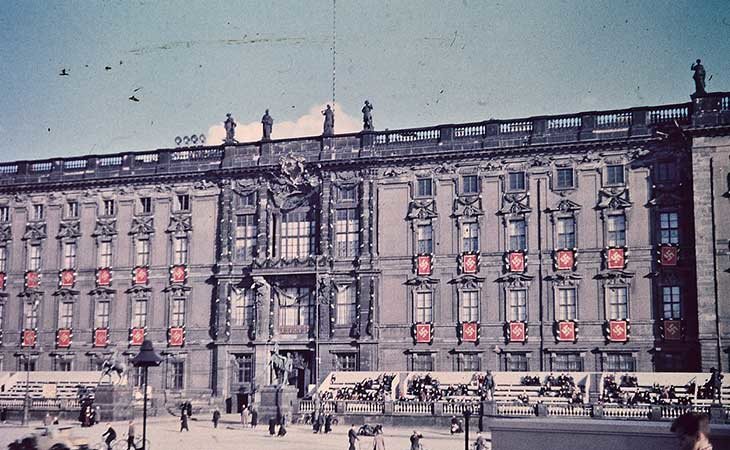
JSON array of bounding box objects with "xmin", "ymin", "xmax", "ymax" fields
[
  {"xmin": 59, "ymin": 69, "xmax": 69, "ymax": 76},
  {"xmin": 105, "ymin": 66, "xmax": 112, "ymax": 71},
  {"xmin": 133, "ymin": 87, "xmax": 142, "ymax": 92},
  {"xmin": 129, "ymin": 95, "xmax": 140, "ymax": 102}
]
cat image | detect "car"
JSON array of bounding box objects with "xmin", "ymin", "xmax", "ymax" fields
[{"xmin": 7, "ymin": 426, "xmax": 91, "ymax": 450}]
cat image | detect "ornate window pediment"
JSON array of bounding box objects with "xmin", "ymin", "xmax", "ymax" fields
[
  {"xmin": 546, "ymin": 199, "xmax": 582, "ymax": 215},
  {"xmin": 130, "ymin": 216, "xmax": 154, "ymax": 236},
  {"xmin": 89, "ymin": 287, "xmax": 115, "ymax": 298},
  {"xmin": 495, "ymin": 273, "xmax": 534, "ymax": 286},
  {"xmin": 453, "ymin": 196, "xmax": 483, "ymax": 218},
  {"xmin": 407, "ymin": 199, "xmax": 438, "ymax": 220},
  {"xmin": 92, "ymin": 219, "xmax": 117, "ymax": 239},
  {"xmin": 23, "ymin": 222, "xmax": 47, "ymax": 241},
  {"xmin": 0, "ymin": 223, "xmax": 11, "ymax": 242},
  {"xmin": 595, "ymin": 271, "xmax": 634, "ymax": 282},
  {"xmin": 499, "ymin": 193, "xmax": 531, "ymax": 215},
  {"xmin": 648, "ymin": 186, "xmax": 684, "ymax": 207},
  {"xmin": 57, "ymin": 221, "xmax": 81, "ymax": 240},
  {"xmin": 167, "ymin": 214, "xmax": 192, "ymax": 233},
  {"xmin": 53, "ymin": 288, "xmax": 79, "ymax": 300},
  {"xmin": 405, "ymin": 277, "xmax": 439, "ymax": 288},
  {"xmin": 448, "ymin": 275, "xmax": 485, "ymax": 290},
  {"xmin": 597, "ymin": 188, "xmax": 632, "ymax": 210},
  {"xmin": 545, "ymin": 273, "xmax": 582, "ymax": 285}
]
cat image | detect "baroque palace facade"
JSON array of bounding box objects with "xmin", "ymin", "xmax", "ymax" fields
[{"xmin": 0, "ymin": 92, "xmax": 728, "ymax": 408}]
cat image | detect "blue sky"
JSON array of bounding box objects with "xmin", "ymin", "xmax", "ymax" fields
[{"xmin": 0, "ymin": 0, "xmax": 728, "ymax": 162}]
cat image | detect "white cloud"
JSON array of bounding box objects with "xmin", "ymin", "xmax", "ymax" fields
[{"xmin": 207, "ymin": 103, "xmax": 361, "ymax": 144}]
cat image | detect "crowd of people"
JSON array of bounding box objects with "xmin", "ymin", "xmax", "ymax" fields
[
  {"xmin": 601, "ymin": 374, "xmax": 694, "ymax": 405},
  {"xmin": 321, "ymin": 373, "xmax": 396, "ymax": 402}
]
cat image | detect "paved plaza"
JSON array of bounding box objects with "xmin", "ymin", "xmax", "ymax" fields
[{"xmin": 0, "ymin": 416, "xmax": 491, "ymax": 450}]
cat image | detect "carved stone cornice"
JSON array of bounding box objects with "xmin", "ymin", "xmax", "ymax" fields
[
  {"xmin": 498, "ymin": 193, "xmax": 531, "ymax": 215},
  {"xmin": 57, "ymin": 221, "xmax": 81, "ymax": 240},
  {"xmin": 167, "ymin": 214, "xmax": 192, "ymax": 233},
  {"xmin": 130, "ymin": 216, "xmax": 155, "ymax": 236},
  {"xmin": 23, "ymin": 222, "xmax": 47, "ymax": 241},
  {"xmin": 597, "ymin": 188, "xmax": 632, "ymax": 210},
  {"xmin": 495, "ymin": 273, "xmax": 534, "ymax": 286},
  {"xmin": 545, "ymin": 199, "xmax": 581, "ymax": 215},
  {"xmin": 92, "ymin": 219, "xmax": 117, "ymax": 238},
  {"xmin": 407, "ymin": 199, "xmax": 438, "ymax": 220},
  {"xmin": 448, "ymin": 275, "xmax": 485, "ymax": 289},
  {"xmin": 453, "ymin": 196, "xmax": 484, "ymax": 218}
]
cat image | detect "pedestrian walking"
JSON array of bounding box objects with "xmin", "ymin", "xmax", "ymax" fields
[
  {"xmin": 127, "ymin": 420, "xmax": 138, "ymax": 450},
  {"xmin": 409, "ymin": 430, "xmax": 423, "ymax": 450},
  {"xmin": 102, "ymin": 423, "xmax": 117, "ymax": 450},
  {"xmin": 324, "ymin": 414, "xmax": 332, "ymax": 434},
  {"xmin": 268, "ymin": 417, "xmax": 276, "ymax": 436},
  {"xmin": 348, "ymin": 424, "xmax": 359, "ymax": 450},
  {"xmin": 372, "ymin": 427, "xmax": 386, "ymax": 450},
  {"xmin": 180, "ymin": 412, "xmax": 189, "ymax": 432},
  {"xmin": 241, "ymin": 405, "xmax": 250, "ymax": 428},
  {"xmin": 277, "ymin": 415, "xmax": 287, "ymax": 437},
  {"xmin": 212, "ymin": 408, "xmax": 221, "ymax": 429},
  {"xmin": 250, "ymin": 405, "xmax": 258, "ymax": 429},
  {"xmin": 0, "ymin": 406, "xmax": 7, "ymax": 423}
]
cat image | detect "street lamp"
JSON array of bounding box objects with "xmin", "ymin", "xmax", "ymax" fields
[
  {"xmin": 131, "ymin": 340, "xmax": 162, "ymax": 450},
  {"xmin": 14, "ymin": 350, "xmax": 37, "ymax": 426},
  {"xmin": 463, "ymin": 404, "xmax": 473, "ymax": 450}
]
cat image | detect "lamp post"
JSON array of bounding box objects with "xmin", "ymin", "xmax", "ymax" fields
[
  {"xmin": 463, "ymin": 405, "xmax": 472, "ymax": 450},
  {"xmin": 131, "ymin": 340, "xmax": 162, "ymax": 450},
  {"xmin": 14, "ymin": 350, "xmax": 35, "ymax": 426}
]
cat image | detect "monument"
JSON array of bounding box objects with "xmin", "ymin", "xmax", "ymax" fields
[
  {"xmin": 258, "ymin": 343, "xmax": 298, "ymax": 425},
  {"xmin": 95, "ymin": 352, "xmax": 134, "ymax": 421}
]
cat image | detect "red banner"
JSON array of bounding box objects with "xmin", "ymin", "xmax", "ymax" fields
[
  {"xmin": 461, "ymin": 322, "xmax": 478, "ymax": 342},
  {"xmin": 59, "ymin": 269, "xmax": 75, "ymax": 288},
  {"xmin": 170, "ymin": 265, "xmax": 186, "ymax": 284},
  {"xmin": 608, "ymin": 320, "xmax": 628, "ymax": 342},
  {"xmin": 462, "ymin": 254, "xmax": 478, "ymax": 274},
  {"xmin": 57, "ymin": 328, "xmax": 72, "ymax": 348},
  {"xmin": 133, "ymin": 267, "xmax": 149, "ymax": 285},
  {"xmin": 0, "ymin": 272, "xmax": 5, "ymax": 290},
  {"xmin": 94, "ymin": 328, "xmax": 109, "ymax": 347},
  {"xmin": 130, "ymin": 327, "xmax": 145, "ymax": 346},
  {"xmin": 416, "ymin": 255, "xmax": 432, "ymax": 276},
  {"xmin": 168, "ymin": 327, "xmax": 185, "ymax": 346},
  {"xmin": 660, "ymin": 245, "xmax": 678, "ymax": 266},
  {"xmin": 96, "ymin": 268, "xmax": 112, "ymax": 287},
  {"xmin": 555, "ymin": 250, "xmax": 575, "ymax": 271},
  {"xmin": 663, "ymin": 319, "xmax": 682, "ymax": 341},
  {"xmin": 607, "ymin": 248, "xmax": 625, "ymax": 270},
  {"xmin": 508, "ymin": 252, "xmax": 525, "ymax": 273},
  {"xmin": 25, "ymin": 271, "xmax": 40, "ymax": 289},
  {"xmin": 415, "ymin": 323, "xmax": 432, "ymax": 343},
  {"xmin": 556, "ymin": 320, "xmax": 576, "ymax": 341},
  {"xmin": 509, "ymin": 321, "xmax": 526, "ymax": 342},
  {"xmin": 22, "ymin": 329, "xmax": 36, "ymax": 347}
]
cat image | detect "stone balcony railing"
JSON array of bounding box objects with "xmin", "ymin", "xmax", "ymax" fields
[{"xmin": 1, "ymin": 92, "xmax": 728, "ymax": 189}]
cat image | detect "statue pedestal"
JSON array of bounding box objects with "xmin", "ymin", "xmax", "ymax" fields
[
  {"xmin": 258, "ymin": 385, "xmax": 298, "ymax": 425},
  {"xmin": 95, "ymin": 384, "xmax": 134, "ymax": 422}
]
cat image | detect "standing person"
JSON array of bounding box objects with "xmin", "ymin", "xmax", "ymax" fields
[
  {"xmin": 250, "ymin": 404, "xmax": 258, "ymax": 429},
  {"xmin": 277, "ymin": 415, "xmax": 287, "ymax": 437},
  {"xmin": 347, "ymin": 424, "xmax": 359, "ymax": 450},
  {"xmin": 102, "ymin": 423, "xmax": 117, "ymax": 450},
  {"xmin": 316, "ymin": 411, "xmax": 325, "ymax": 434},
  {"xmin": 671, "ymin": 412, "xmax": 713, "ymax": 450},
  {"xmin": 127, "ymin": 420, "xmax": 138, "ymax": 450},
  {"xmin": 268, "ymin": 417, "xmax": 276, "ymax": 436},
  {"xmin": 180, "ymin": 412, "xmax": 189, "ymax": 432},
  {"xmin": 0, "ymin": 406, "xmax": 7, "ymax": 423},
  {"xmin": 474, "ymin": 432, "xmax": 489, "ymax": 450},
  {"xmin": 312, "ymin": 409, "xmax": 321, "ymax": 433},
  {"xmin": 484, "ymin": 370, "xmax": 496, "ymax": 401},
  {"xmin": 241, "ymin": 405, "xmax": 250, "ymax": 428},
  {"xmin": 212, "ymin": 408, "xmax": 221, "ymax": 429},
  {"xmin": 372, "ymin": 427, "xmax": 386, "ymax": 450},
  {"xmin": 324, "ymin": 414, "xmax": 332, "ymax": 434},
  {"xmin": 409, "ymin": 430, "xmax": 423, "ymax": 450},
  {"xmin": 43, "ymin": 413, "xmax": 52, "ymax": 426}
]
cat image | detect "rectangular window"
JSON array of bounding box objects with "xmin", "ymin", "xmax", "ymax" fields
[
  {"xmin": 607, "ymin": 215, "xmax": 626, "ymax": 247},
  {"xmin": 604, "ymin": 353, "xmax": 635, "ymax": 372},
  {"xmin": 98, "ymin": 241, "xmax": 112, "ymax": 268},
  {"xmin": 416, "ymin": 178, "xmax": 433, "ymax": 197},
  {"xmin": 95, "ymin": 299, "xmax": 110, "ymax": 329},
  {"xmin": 607, "ymin": 286, "xmax": 628, "ymax": 320},
  {"xmin": 177, "ymin": 194, "xmax": 190, "ymax": 212},
  {"xmin": 415, "ymin": 291, "xmax": 433, "ymax": 323},
  {"xmin": 335, "ymin": 209, "xmax": 359, "ymax": 258},
  {"xmin": 606, "ymin": 165, "xmax": 625, "ymax": 185},
  {"xmin": 139, "ymin": 197, "xmax": 153, "ymax": 214},
  {"xmin": 557, "ymin": 288, "xmax": 577, "ymax": 321},
  {"xmin": 553, "ymin": 353, "xmax": 583, "ymax": 371},
  {"xmin": 55, "ymin": 360, "xmax": 72, "ymax": 372},
  {"xmin": 0, "ymin": 303, "xmax": 4, "ymax": 333},
  {"xmin": 508, "ymin": 172, "xmax": 526, "ymax": 191},
  {"xmin": 236, "ymin": 192, "xmax": 256, "ymax": 208},
  {"xmin": 103, "ymin": 199, "xmax": 115, "ymax": 216},
  {"xmin": 509, "ymin": 219, "xmax": 526, "ymax": 251},
  {"xmin": 508, "ymin": 290, "xmax": 527, "ymax": 322},
  {"xmin": 130, "ymin": 366, "xmax": 143, "ymax": 387},
  {"xmin": 412, "ymin": 353, "xmax": 433, "ymax": 371},
  {"xmin": 457, "ymin": 353, "xmax": 481, "ymax": 371},
  {"xmin": 173, "ymin": 236, "xmax": 188, "ymax": 265},
  {"xmin": 460, "ymin": 290, "xmax": 479, "ymax": 322},
  {"xmin": 132, "ymin": 298, "xmax": 147, "ymax": 328},
  {"xmin": 171, "ymin": 361, "xmax": 184, "ymax": 390},
  {"xmin": 33, "ymin": 204, "xmax": 44, "ymax": 221},
  {"xmin": 0, "ymin": 206, "xmax": 9, "ymax": 222},
  {"xmin": 136, "ymin": 239, "xmax": 150, "ymax": 267},
  {"xmin": 659, "ymin": 212, "xmax": 679, "ymax": 244},
  {"xmin": 278, "ymin": 287, "xmax": 314, "ymax": 328},
  {"xmin": 557, "ymin": 217, "xmax": 576, "ymax": 249},
  {"xmin": 235, "ymin": 215, "xmax": 257, "ymax": 260},
  {"xmin": 0, "ymin": 246, "xmax": 8, "ymax": 272},
  {"xmin": 337, "ymin": 186, "xmax": 356, "ymax": 202},
  {"xmin": 28, "ymin": 244, "xmax": 41, "ymax": 271},
  {"xmin": 655, "ymin": 162, "xmax": 675, "ymax": 183},
  {"xmin": 416, "ymin": 223, "xmax": 433, "ymax": 254},
  {"xmin": 555, "ymin": 168, "xmax": 575, "ymax": 189},
  {"xmin": 236, "ymin": 355, "xmax": 253, "ymax": 383},
  {"xmin": 508, "ymin": 353, "xmax": 528, "ymax": 371},
  {"xmin": 63, "ymin": 242, "xmax": 77, "ymax": 269},
  {"xmin": 461, "ymin": 175, "xmax": 479, "ymax": 195},
  {"xmin": 335, "ymin": 286, "xmax": 356, "ymax": 326},
  {"xmin": 58, "ymin": 301, "xmax": 74, "ymax": 329},
  {"xmin": 336, "ymin": 353, "xmax": 358, "ymax": 371},
  {"xmin": 656, "ymin": 353, "xmax": 684, "ymax": 372},
  {"xmin": 170, "ymin": 296, "xmax": 185, "ymax": 327},
  {"xmin": 23, "ymin": 301, "xmax": 38, "ymax": 329},
  {"xmin": 662, "ymin": 286, "xmax": 681, "ymax": 319},
  {"xmin": 231, "ymin": 289, "xmax": 251, "ymax": 327},
  {"xmin": 20, "ymin": 359, "xmax": 37, "ymax": 372},
  {"xmin": 280, "ymin": 211, "xmax": 316, "ymax": 259},
  {"xmin": 66, "ymin": 201, "xmax": 79, "ymax": 219},
  {"xmin": 461, "ymin": 222, "xmax": 479, "ymax": 253}
]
